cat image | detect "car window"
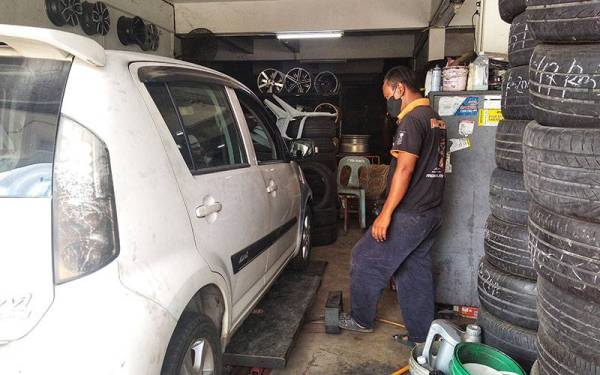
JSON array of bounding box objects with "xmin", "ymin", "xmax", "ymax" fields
[
  {"xmin": 147, "ymin": 81, "xmax": 247, "ymax": 173},
  {"xmin": 237, "ymin": 93, "xmax": 282, "ymax": 163},
  {"xmin": 145, "ymin": 83, "xmax": 194, "ymax": 169},
  {"xmin": 0, "ymin": 57, "xmax": 71, "ymax": 198}
]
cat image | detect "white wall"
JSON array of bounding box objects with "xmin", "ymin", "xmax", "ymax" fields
[
  {"xmin": 0, "ymin": 0, "xmax": 175, "ymax": 57},
  {"xmin": 174, "ymin": 0, "xmax": 433, "ymax": 34}
]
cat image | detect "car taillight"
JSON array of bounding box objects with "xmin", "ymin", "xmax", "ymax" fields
[{"xmin": 52, "ymin": 116, "xmax": 119, "ymax": 284}]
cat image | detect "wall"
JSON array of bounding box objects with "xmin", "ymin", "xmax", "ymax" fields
[{"xmin": 0, "ymin": 0, "xmax": 175, "ymax": 57}]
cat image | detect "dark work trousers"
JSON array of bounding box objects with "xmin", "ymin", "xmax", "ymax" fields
[{"xmin": 349, "ymin": 206, "xmax": 442, "ymax": 342}]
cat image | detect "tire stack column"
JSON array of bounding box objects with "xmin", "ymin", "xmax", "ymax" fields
[
  {"xmin": 297, "ymin": 117, "xmax": 339, "ymax": 246},
  {"xmin": 524, "ymin": 1, "xmax": 600, "ymax": 374},
  {"xmin": 476, "ymin": 0, "xmax": 539, "ymax": 370}
]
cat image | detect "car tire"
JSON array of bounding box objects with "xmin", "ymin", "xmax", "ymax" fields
[
  {"xmin": 537, "ymin": 328, "xmax": 600, "ymax": 375},
  {"xmin": 529, "ymin": 44, "xmax": 600, "ymax": 128},
  {"xmin": 498, "ymin": 0, "xmax": 526, "ymax": 23},
  {"xmin": 161, "ymin": 312, "xmax": 222, "ymax": 375},
  {"xmin": 489, "ymin": 168, "xmax": 529, "ymax": 226},
  {"xmin": 313, "ymin": 137, "xmax": 337, "ymax": 154},
  {"xmin": 478, "ymin": 258, "xmax": 538, "ymax": 330},
  {"xmin": 501, "ymin": 66, "xmax": 533, "ymax": 121},
  {"xmin": 287, "ymin": 117, "xmax": 337, "ymax": 139},
  {"xmin": 527, "ymin": 0, "xmax": 600, "ymax": 43},
  {"xmin": 304, "ymin": 153, "xmax": 338, "ymax": 174},
  {"xmin": 529, "ymin": 201, "xmax": 600, "ymax": 303},
  {"xmin": 312, "ymin": 206, "xmax": 337, "ymax": 228},
  {"xmin": 495, "ymin": 119, "xmax": 528, "ymax": 173},
  {"xmin": 508, "ymin": 11, "xmax": 539, "ymax": 67},
  {"xmin": 300, "ymin": 161, "xmax": 336, "ymax": 210},
  {"xmin": 523, "ymin": 121, "xmax": 600, "ymax": 223},
  {"xmin": 478, "ymin": 306, "xmax": 537, "ymax": 371},
  {"xmin": 289, "ymin": 206, "xmax": 312, "ymax": 270},
  {"xmin": 484, "ymin": 214, "xmax": 535, "ymax": 280},
  {"xmin": 538, "ymin": 277, "xmax": 600, "ymax": 363},
  {"xmin": 312, "ymin": 223, "xmax": 338, "ymax": 247}
]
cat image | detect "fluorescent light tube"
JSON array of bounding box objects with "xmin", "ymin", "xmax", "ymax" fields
[{"xmin": 276, "ymin": 31, "xmax": 344, "ymax": 40}]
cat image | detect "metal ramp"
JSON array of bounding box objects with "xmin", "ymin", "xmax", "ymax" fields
[{"xmin": 223, "ymin": 263, "xmax": 325, "ymax": 369}]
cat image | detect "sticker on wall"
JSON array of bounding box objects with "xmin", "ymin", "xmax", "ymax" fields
[
  {"xmin": 478, "ymin": 109, "xmax": 503, "ymax": 127},
  {"xmin": 459, "ymin": 120, "xmax": 475, "ymax": 137},
  {"xmin": 455, "ymin": 96, "xmax": 480, "ymax": 116},
  {"xmin": 449, "ymin": 138, "xmax": 471, "ymax": 154},
  {"xmin": 438, "ymin": 96, "xmax": 466, "ymax": 116}
]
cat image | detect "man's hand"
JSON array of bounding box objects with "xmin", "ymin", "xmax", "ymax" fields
[{"xmin": 372, "ymin": 213, "xmax": 392, "ymax": 242}]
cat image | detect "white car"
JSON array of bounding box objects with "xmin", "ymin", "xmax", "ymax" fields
[{"xmin": 0, "ymin": 25, "xmax": 313, "ymax": 375}]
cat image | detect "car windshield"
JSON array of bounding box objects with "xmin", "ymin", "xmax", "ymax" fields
[{"xmin": 0, "ymin": 56, "xmax": 71, "ymax": 197}]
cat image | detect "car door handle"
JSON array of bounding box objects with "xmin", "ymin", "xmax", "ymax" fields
[
  {"xmin": 196, "ymin": 202, "xmax": 222, "ymax": 218},
  {"xmin": 266, "ymin": 180, "xmax": 278, "ymax": 194}
]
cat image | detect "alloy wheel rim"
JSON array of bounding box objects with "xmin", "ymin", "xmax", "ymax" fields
[
  {"xmin": 301, "ymin": 214, "xmax": 311, "ymax": 260},
  {"xmin": 180, "ymin": 338, "xmax": 215, "ymax": 375}
]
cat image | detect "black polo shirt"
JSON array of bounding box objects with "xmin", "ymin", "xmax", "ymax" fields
[{"xmin": 387, "ymin": 99, "xmax": 447, "ymax": 213}]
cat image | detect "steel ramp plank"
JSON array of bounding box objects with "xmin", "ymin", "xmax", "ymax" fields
[{"xmin": 223, "ymin": 270, "xmax": 321, "ymax": 369}]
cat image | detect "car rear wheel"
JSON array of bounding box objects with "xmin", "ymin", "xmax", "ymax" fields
[
  {"xmin": 289, "ymin": 206, "xmax": 312, "ymax": 270},
  {"xmin": 161, "ymin": 313, "xmax": 222, "ymax": 375}
]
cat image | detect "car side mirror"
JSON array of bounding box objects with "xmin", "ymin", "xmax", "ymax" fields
[{"xmin": 288, "ymin": 139, "xmax": 316, "ymax": 160}]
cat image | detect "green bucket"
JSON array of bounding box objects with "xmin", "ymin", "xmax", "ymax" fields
[{"xmin": 450, "ymin": 343, "xmax": 525, "ymax": 375}]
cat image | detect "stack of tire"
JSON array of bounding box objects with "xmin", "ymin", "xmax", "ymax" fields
[
  {"xmin": 292, "ymin": 117, "xmax": 339, "ymax": 246},
  {"xmin": 523, "ymin": 1, "xmax": 600, "ymax": 374},
  {"xmin": 476, "ymin": 0, "xmax": 539, "ymax": 370}
]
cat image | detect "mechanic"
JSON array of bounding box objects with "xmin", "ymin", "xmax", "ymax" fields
[{"xmin": 339, "ymin": 66, "xmax": 447, "ymax": 347}]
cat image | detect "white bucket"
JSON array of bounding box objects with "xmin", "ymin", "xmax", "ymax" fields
[{"xmin": 442, "ymin": 66, "xmax": 469, "ymax": 91}]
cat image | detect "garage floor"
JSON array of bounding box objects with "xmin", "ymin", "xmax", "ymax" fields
[{"xmin": 273, "ymin": 226, "xmax": 412, "ymax": 375}]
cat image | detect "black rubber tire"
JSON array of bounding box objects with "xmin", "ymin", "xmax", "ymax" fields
[
  {"xmin": 529, "ymin": 201, "xmax": 600, "ymax": 304},
  {"xmin": 312, "ymin": 223, "xmax": 338, "ymax": 247},
  {"xmin": 313, "ymin": 205, "xmax": 337, "ymax": 228},
  {"xmin": 498, "ymin": 0, "xmax": 526, "ymax": 23},
  {"xmin": 477, "ymin": 306, "xmax": 537, "ymax": 371},
  {"xmin": 300, "ymin": 161, "xmax": 336, "ymax": 210},
  {"xmin": 289, "ymin": 206, "xmax": 312, "ymax": 270},
  {"xmin": 509, "ymin": 11, "xmax": 540, "ymax": 67},
  {"xmin": 489, "ymin": 168, "xmax": 530, "ymax": 226},
  {"xmin": 501, "ymin": 66, "xmax": 533, "ymax": 121},
  {"xmin": 304, "ymin": 153, "xmax": 337, "ymax": 174},
  {"xmin": 161, "ymin": 312, "xmax": 222, "ymax": 375},
  {"xmin": 287, "ymin": 117, "xmax": 337, "ymax": 139},
  {"xmin": 537, "ymin": 328, "xmax": 600, "ymax": 375},
  {"xmin": 478, "ymin": 258, "xmax": 538, "ymax": 330},
  {"xmin": 484, "ymin": 214, "xmax": 535, "ymax": 280},
  {"xmin": 538, "ymin": 277, "xmax": 600, "ymax": 363},
  {"xmin": 495, "ymin": 119, "xmax": 528, "ymax": 173},
  {"xmin": 523, "ymin": 121, "xmax": 600, "ymax": 223},
  {"xmin": 529, "ymin": 44, "xmax": 600, "ymax": 128},
  {"xmin": 527, "ymin": 0, "xmax": 600, "ymax": 43},
  {"xmin": 313, "ymin": 137, "xmax": 337, "ymax": 154}
]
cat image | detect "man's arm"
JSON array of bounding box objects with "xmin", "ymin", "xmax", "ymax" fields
[{"xmin": 371, "ymin": 152, "xmax": 417, "ymax": 242}]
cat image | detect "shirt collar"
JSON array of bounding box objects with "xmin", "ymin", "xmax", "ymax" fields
[{"xmin": 397, "ymin": 98, "xmax": 430, "ymax": 122}]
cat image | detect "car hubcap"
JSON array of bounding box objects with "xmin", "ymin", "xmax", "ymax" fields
[
  {"xmin": 301, "ymin": 214, "xmax": 311, "ymax": 260},
  {"xmin": 180, "ymin": 339, "xmax": 215, "ymax": 375}
]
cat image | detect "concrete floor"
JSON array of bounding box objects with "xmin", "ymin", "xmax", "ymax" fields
[{"xmin": 273, "ymin": 227, "xmax": 412, "ymax": 375}]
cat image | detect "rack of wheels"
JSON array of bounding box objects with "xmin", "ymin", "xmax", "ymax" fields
[{"xmin": 259, "ymin": 67, "xmax": 343, "ymax": 246}]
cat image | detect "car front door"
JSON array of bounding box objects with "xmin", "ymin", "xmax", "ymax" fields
[
  {"xmin": 137, "ymin": 66, "xmax": 272, "ymax": 322},
  {"xmin": 233, "ymin": 91, "xmax": 301, "ymax": 277}
]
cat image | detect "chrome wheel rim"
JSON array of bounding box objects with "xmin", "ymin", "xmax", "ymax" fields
[
  {"xmin": 180, "ymin": 339, "xmax": 215, "ymax": 375},
  {"xmin": 285, "ymin": 67, "xmax": 312, "ymax": 95},
  {"xmin": 301, "ymin": 213, "xmax": 311, "ymax": 260}
]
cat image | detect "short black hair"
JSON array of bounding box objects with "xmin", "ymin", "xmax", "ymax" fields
[{"xmin": 384, "ymin": 66, "xmax": 420, "ymax": 93}]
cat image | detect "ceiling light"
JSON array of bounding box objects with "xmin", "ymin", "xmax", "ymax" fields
[{"xmin": 276, "ymin": 31, "xmax": 344, "ymax": 40}]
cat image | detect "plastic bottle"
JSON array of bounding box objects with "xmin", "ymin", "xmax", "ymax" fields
[
  {"xmin": 471, "ymin": 54, "xmax": 489, "ymax": 90},
  {"xmin": 431, "ymin": 66, "xmax": 442, "ymax": 92}
]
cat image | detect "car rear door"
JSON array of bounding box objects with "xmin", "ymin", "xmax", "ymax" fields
[
  {"xmin": 233, "ymin": 90, "xmax": 301, "ymax": 275},
  {"xmin": 134, "ymin": 65, "xmax": 273, "ymax": 321},
  {"xmin": 0, "ymin": 56, "xmax": 71, "ymax": 342}
]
